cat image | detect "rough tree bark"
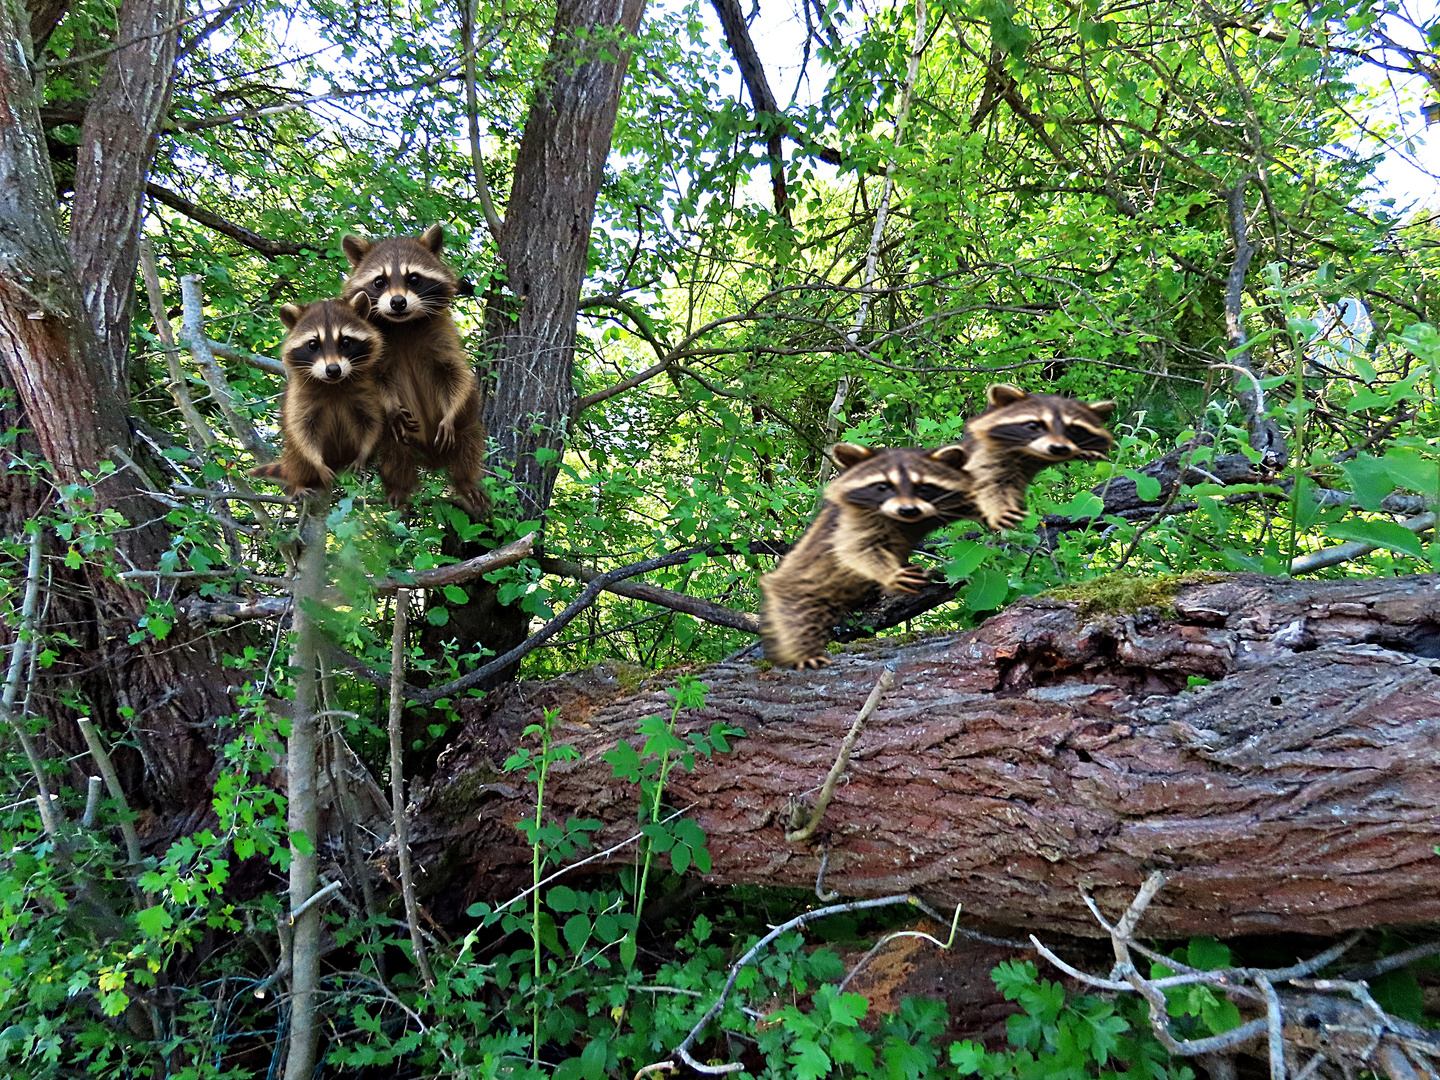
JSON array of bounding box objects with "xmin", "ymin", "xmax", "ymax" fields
[
  {"xmin": 410, "ymin": 572, "xmax": 1440, "ymax": 939},
  {"xmin": 484, "ymin": 0, "xmax": 647, "ymax": 521},
  {"xmin": 69, "ymin": 0, "xmax": 183, "ymax": 388},
  {"xmin": 0, "ymin": 0, "xmax": 232, "ymax": 814}
]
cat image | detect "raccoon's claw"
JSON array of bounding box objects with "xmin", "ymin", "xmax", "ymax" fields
[
  {"xmin": 390, "ymin": 408, "xmax": 419, "ymax": 443},
  {"xmin": 893, "ymin": 566, "xmax": 930, "ymax": 594},
  {"xmin": 796, "ymin": 655, "xmax": 832, "ymax": 670},
  {"xmin": 988, "ymin": 507, "xmax": 1027, "ymax": 531},
  {"xmin": 434, "ymin": 417, "xmax": 456, "ymax": 450}
]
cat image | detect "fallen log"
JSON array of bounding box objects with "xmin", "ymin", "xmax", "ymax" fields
[{"xmin": 411, "ymin": 572, "xmax": 1440, "ymax": 938}]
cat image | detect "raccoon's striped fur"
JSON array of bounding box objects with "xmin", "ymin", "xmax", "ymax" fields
[
  {"xmin": 760, "ymin": 444, "xmax": 975, "ymax": 669},
  {"xmin": 961, "ymin": 384, "xmax": 1116, "ymax": 531},
  {"xmin": 341, "ymin": 225, "xmax": 487, "ymax": 516},
  {"xmin": 249, "ymin": 295, "xmax": 387, "ymax": 500}
]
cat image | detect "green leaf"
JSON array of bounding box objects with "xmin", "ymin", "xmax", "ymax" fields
[
  {"xmin": 426, "ymin": 606, "xmax": 450, "ymax": 627},
  {"xmin": 442, "ymin": 584, "xmax": 469, "ymax": 605},
  {"xmin": 788, "ymin": 1039, "xmax": 831, "ymax": 1080},
  {"xmin": 1381, "ymin": 448, "xmax": 1440, "ymax": 496},
  {"xmin": 963, "ymin": 567, "xmax": 1009, "ymax": 612},
  {"xmin": 619, "ymin": 932, "xmax": 637, "ymax": 970},
  {"xmin": 547, "ymin": 885, "xmax": 579, "ymax": 912},
  {"xmin": 1340, "ymin": 455, "xmax": 1397, "ymax": 511},
  {"xmin": 136, "ymin": 905, "xmax": 173, "ymax": 937},
  {"xmin": 580, "ymin": 1037, "xmax": 609, "ymax": 1080},
  {"xmin": 563, "ymin": 913, "xmax": 591, "ymax": 954},
  {"xmin": 1184, "ymin": 937, "xmax": 1232, "ymax": 970},
  {"xmin": 1323, "ymin": 520, "xmax": 1426, "ymax": 560}
]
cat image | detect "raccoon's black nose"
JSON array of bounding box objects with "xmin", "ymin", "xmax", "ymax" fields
[
  {"xmin": 1048, "ymin": 443, "xmax": 1071, "ymax": 457},
  {"xmin": 896, "ymin": 505, "xmax": 924, "ymax": 519},
  {"xmin": 325, "ymin": 363, "xmax": 342, "ymax": 379},
  {"xmin": 390, "ymin": 295, "xmax": 408, "ymax": 312}
]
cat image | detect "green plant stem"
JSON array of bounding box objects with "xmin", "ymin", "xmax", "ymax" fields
[
  {"xmin": 1286, "ymin": 345, "xmax": 1305, "ymax": 574},
  {"xmin": 531, "ymin": 718, "xmax": 552, "ymax": 1068},
  {"xmin": 631, "ymin": 692, "xmax": 683, "ymax": 925}
]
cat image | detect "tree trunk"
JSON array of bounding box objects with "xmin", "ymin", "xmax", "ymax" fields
[
  {"xmin": 0, "ymin": 0, "xmax": 233, "ymax": 816},
  {"xmin": 410, "ymin": 572, "xmax": 1440, "ymax": 939},
  {"xmin": 485, "ymin": 0, "xmax": 647, "ymax": 520},
  {"xmin": 69, "ymin": 0, "xmax": 183, "ymax": 389}
]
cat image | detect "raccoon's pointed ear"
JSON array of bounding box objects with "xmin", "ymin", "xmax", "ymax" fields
[
  {"xmin": 927, "ymin": 444, "xmax": 968, "ymax": 469},
  {"xmin": 986, "ymin": 383, "xmax": 1028, "ymax": 409},
  {"xmin": 1086, "ymin": 400, "xmax": 1117, "ymax": 421},
  {"xmin": 341, "ymin": 234, "xmax": 372, "ymax": 268},
  {"xmin": 347, "ymin": 291, "xmax": 372, "ymax": 319},
  {"xmin": 420, "ymin": 224, "xmax": 444, "ymax": 254},
  {"xmin": 827, "ymin": 443, "xmax": 874, "ymax": 471},
  {"xmin": 278, "ymin": 303, "xmax": 305, "ymax": 330}
]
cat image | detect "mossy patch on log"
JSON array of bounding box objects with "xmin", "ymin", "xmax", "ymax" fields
[{"xmin": 1045, "ymin": 571, "xmax": 1227, "ymax": 618}]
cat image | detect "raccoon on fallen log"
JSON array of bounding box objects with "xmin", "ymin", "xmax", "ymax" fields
[
  {"xmin": 406, "ymin": 572, "xmax": 1440, "ymax": 939},
  {"xmin": 759, "ymin": 443, "xmax": 975, "ymax": 668}
]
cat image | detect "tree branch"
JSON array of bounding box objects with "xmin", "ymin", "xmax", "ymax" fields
[
  {"xmin": 538, "ymin": 554, "xmax": 759, "ymax": 633},
  {"xmin": 462, "ymin": 0, "xmax": 504, "ymax": 243},
  {"xmin": 146, "ymin": 183, "xmax": 309, "ymax": 259}
]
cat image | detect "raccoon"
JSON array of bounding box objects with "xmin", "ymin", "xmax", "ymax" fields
[
  {"xmin": 961, "ymin": 384, "xmax": 1116, "ymax": 531},
  {"xmin": 340, "ymin": 225, "xmax": 487, "ymax": 516},
  {"xmin": 760, "ymin": 443, "xmax": 975, "ymax": 669},
  {"xmin": 249, "ymin": 295, "xmax": 387, "ymax": 499}
]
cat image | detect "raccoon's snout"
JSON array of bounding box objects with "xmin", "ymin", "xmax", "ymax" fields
[
  {"xmin": 325, "ymin": 363, "xmax": 342, "ymax": 380},
  {"xmin": 1046, "ymin": 443, "xmax": 1073, "ymax": 457},
  {"xmin": 390, "ymin": 295, "xmax": 408, "ymax": 313},
  {"xmin": 894, "ymin": 504, "xmax": 925, "ymax": 519}
]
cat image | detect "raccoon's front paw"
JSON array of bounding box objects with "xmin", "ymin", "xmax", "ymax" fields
[
  {"xmin": 434, "ymin": 417, "xmax": 456, "ymax": 450},
  {"xmin": 390, "ymin": 408, "xmax": 419, "ymax": 443},
  {"xmin": 986, "ymin": 506, "xmax": 1027, "ymax": 531},
  {"xmin": 795, "ymin": 655, "xmax": 832, "ymax": 670},
  {"xmin": 1077, "ymin": 450, "xmax": 1108, "ymax": 461},
  {"xmin": 891, "ymin": 565, "xmax": 930, "ymax": 594}
]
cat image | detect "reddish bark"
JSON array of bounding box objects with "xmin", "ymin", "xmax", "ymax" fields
[
  {"xmin": 1, "ymin": 0, "xmax": 231, "ymax": 813},
  {"xmin": 411, "ymin": 572, "xmax": 1440, "ymax": 939}
]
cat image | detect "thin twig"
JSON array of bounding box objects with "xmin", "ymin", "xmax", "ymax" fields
[
  {"xmin": 1, "ymin": 529, "xmax": 61, "ymax": 837},
  {"xmin": 139, "ymin": 239, "xmax": 215, "ymax": 450},
  {"xmin": 289, "ymin": 879, "xmax": 343, "ymax": 924},
  {"xmin": 74, "ymin": 718, "xmax": 145, "ymax": 871},
  {"xmin": 178, "ymin": 276, "xmax": 273, "ymax": 459},
  {"xmin": 388, "ymin": 589, "xmax": 433, "ymax": 989},
  {"xmin": 838, "ymin": 902, "xmax": 964, "ymax": 993},
  {"xmin": 671, "ymin": 894, "xmax": 928, "ymax": 1074},
  {"xmin": 786, "ymin": 664, "xmax": 895, "ymax": 842}
]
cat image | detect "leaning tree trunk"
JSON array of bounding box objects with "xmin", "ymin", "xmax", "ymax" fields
[
  {"xmin": 0, "ymin": 0, "xmax": 234, "ymax": 816},
  {"xmin": 410, "ymin": 572, "xmax": 1440, "ymax": 938}
]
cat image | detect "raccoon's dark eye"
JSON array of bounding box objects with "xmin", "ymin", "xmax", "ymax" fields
[
  {"xmin": 306, "ymin": 339, "xmax": 320, "ymax": 352},
  {"xmin": 870, "ymin": 481, "xmax": 892, "ymax": 492},
  {"xmin": 339, "ymin": 336, "xmax": 351, "ymax": 347},
  {"xmin": 372, "ymin": 276, "xmax": 386, "ymax": 289},
  {"xmin": 406, "ymin": 272, "xmax": 420, "ymax": 285},
  {"xmin": 1026, "ymin": 420, "xmax": 1045, "ymax": 431},
  {"xmin": 914, "ymin": 484, "xmax": 945, "ymax": 499}
]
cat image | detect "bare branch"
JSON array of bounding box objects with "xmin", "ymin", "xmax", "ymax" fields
[
  {"xmin": 387, "ymin": 589, "xmax": 434, "ymax": 989},
  {"xmin": 147, "ymin": 183, "xmax": 308, "ymax": 259},
  {"xmin": 178, "ymin": 276, "xmax": 274, "ymax": 459},
  {"xmin": 463, "ymin": 0, "xmax": 504, "ymax": 243},
  {"xmin": 538, "ymin": 554, "xmax": 759, "ymax": 634},
  {"xmin": 375, "ymin": 535, "xmax": 535, "ymax": 595}
]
